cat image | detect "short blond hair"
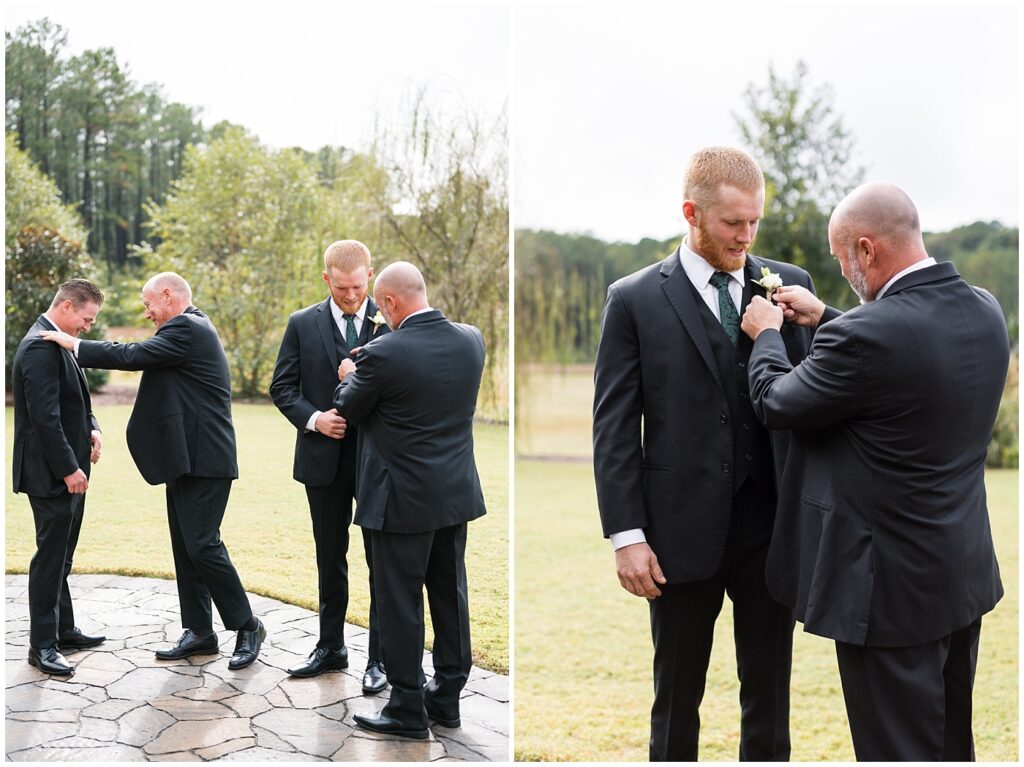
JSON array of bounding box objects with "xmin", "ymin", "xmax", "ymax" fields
[
  {"xmin": 683, "ymin": 147, "xmax": 764, "ymax": 208},
  {"xmin": 323, "ymin": 240, "xmax": 372, "ymax": 273}
]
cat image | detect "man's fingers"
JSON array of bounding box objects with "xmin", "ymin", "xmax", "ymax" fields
[{"xmin": 650, "ymin": 558, "xmax": 667, "ymax": 585}]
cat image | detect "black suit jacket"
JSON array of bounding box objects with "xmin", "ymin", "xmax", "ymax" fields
[
  {"xmin": 12, "ymin": 316, "xmax": 99, "ymax": 497},
  {"xmin": 269, "ymin": 296, "xmax": 389, "ymax": 486},
  {"xmin": 748, "ymin": 262, "xmax": 1008, "ymax": 647},
  {"xmin": 593, "ymin": 250, "xmax": 815, "ymax": 583},
  {"xmin": 333, "ymin": 309, "xmax": 487, "ymax": 533},
  {"xmin": 77, "ymin": 306, "xmax": 238, "ymax": 485}
]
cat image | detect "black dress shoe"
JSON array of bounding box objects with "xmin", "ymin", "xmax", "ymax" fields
[
  {"xmin": 426, "ymin": 705, "xmax": 461, "ymax": 729},
  {"xmin": 353, "ymin": 712, "xmax": 429, "ymax": 740},
  {"xmin": 362, "ymin": 659, "xmax": 388, "ymax": 694},
  {"xmin": 287, "ymin": 646, "xmax": 348, "ymax": 677},
  {"xmin": 228, "ymin": 618, "xmax": 266, "ymax": 670},
  {"xmin": 28, "ymin": 646, "xmax": 74, "ymax": 675},
  {"xmin": 155, "ymin": 630, "xmax": 220, "ymax": 660},
  {"xmin": 58, "ymin": 627, "xmax": 106, "ymax": 650}
]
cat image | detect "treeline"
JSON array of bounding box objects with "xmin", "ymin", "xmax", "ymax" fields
[{"xmin": 5, "ymin": 19, "xmax": 508, "ymax": 417}]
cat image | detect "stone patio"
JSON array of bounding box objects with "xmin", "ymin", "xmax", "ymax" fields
[{"xmin": 5, "ymin": 574, "xmax": 508, "ymax": 761}]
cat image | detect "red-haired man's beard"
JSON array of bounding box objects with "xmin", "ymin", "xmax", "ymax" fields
[{"xmin": 692, "ymin": 218, "xmax": 751, "ymax": 273}]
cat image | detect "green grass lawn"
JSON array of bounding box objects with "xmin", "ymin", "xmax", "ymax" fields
[
  {"xmin": 514, "ymin": 364, "xmax": 1018, "ymax": 761},
  {"xmin": 5, "ymin": 404, "xmax": 509, "ymax": 674}
]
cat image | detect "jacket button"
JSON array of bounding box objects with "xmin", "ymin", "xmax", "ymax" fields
[
  {"xmin": 739, "ymin": 391, "xmax": 748, "ymax": 400},
  {"xmin": 722, "ymin": 462, "xmax": 731, "ymax": 473},
  {"xmin": 737, "ymin": 361, "xmax": 746, "ymax": 369},
  {"xmin": 742, "ymin": 423, "xmax": 751, "ymax": 431},
  {"xmin": 720, "ymin": 414, "xmax": 728, "ymax": 424},
  {"xmin": 744, "ymin": 453, "xmax": 753, "ymax": 462}
]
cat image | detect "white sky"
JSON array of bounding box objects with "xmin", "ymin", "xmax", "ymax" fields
[
  {"xmin": 5, "ymin": 2, "xmax": 510, "ymax": 152},
  {"xmin": 513, "ymin": 4, "xmax": 1021, "ymax": 240}
]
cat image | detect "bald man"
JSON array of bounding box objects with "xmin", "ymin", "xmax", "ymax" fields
[
  {"xmin": 41, "ymin": 272, "xmax": 267, "ymax": 670},
  {"xmin": 333, "ymin": 262, "xmax": 487, "ymax": 739},
  {"xmin": 740, "ymin": 183, "xmax": 1009, "ymax": 760}
]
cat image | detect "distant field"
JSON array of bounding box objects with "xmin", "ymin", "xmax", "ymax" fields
[
  {"xmin": 6, "ymin": 404, "xmax": 509, "ymax": 673},
  {"xmin": 514, "ymin": 364, "xmax": 1018, "ymax": 761}
]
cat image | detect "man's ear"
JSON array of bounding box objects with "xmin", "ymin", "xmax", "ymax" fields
[
  {"xmin": 858, "ymin": 237, "xmax": 876, "ymax": 267},
  {"xmin": 682, "ymin": 200, "xmax": 699, "ymax": 226}
]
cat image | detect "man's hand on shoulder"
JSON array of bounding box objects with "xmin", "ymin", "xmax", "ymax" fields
[
  {"xmin": 64, "ymin": 468, "xmax": 88, "ymax": 494},
  {"xmin": 773, "ymin": 285, "xmax": 826, "ymax": 328},
  {"xmin": 38, "ymin": 329, "xmax": 76, "ymax": 351},
  {"xmin": 315, "ymin": 408, "xmax": 347, "ymax": 440},
  {"xmin": 615, "ymin": 542, "xmax": 667, "ymax": 599}
]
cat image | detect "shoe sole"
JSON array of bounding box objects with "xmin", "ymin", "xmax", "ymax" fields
[
  {"xmin": 28, "ymin": 657, "xmax": 74, "ymax": 676},
  {"xmin": 427, "ymin": 715, "xmax": 461, "ymax": 728},
  {"xmin": 154, "ymin": 646, "xmax": 220, "ymax": 660},
  {"xmin": 288, "ymin": 664, "xmax": 348, "ymax": 678},
  {"xmin": 354, "ymin": 721, "xmax": 429, "ymax": 740}
]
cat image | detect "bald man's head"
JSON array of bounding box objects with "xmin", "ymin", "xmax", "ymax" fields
[
  {"xmin": 373, "ymin": 261, "xmax": 429, "ymax": 330},
  {"xmin": 828, "ymin": 182, "xmax": 929, "ymax": 302},
  {"xmin": 142, "ymin": 271, "xmax": 192, "ymax": 329}
]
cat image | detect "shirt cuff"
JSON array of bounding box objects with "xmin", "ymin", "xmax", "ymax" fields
[
  {"xmin": 305, "ymin": 411, "xmax": 321, "ymax": 433},
  {"xmin": 610, "ymin": 528, "xmax": 647, "ymax": 550}
]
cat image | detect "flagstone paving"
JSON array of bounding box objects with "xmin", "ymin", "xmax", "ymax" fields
[{"xmin": 4, "ymin": 574, "xmax": 508, "ymax": 761}]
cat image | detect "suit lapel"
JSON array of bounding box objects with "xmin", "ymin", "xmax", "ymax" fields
[
  {"xmin": 659, "ymin": 251, "xmax": 725, "ymax": 394},
  {"xmin": 317, "ymin": 297, "xmax": 341, "ymax": 370}
]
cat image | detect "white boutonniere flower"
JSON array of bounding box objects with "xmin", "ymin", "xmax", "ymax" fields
[
  {"xmin": 369, "ymin": 311, "xmax": 387, "ymax": 335},
  {"xmin": 753, "ymin": 266, "xmax": 784, "ymax": 302}
]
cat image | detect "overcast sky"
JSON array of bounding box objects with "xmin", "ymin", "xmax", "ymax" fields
[
  {"xmin": 6, "ymin": 2, "xmax": 509, "ymax": 151},
  {"xmin": 514, "ymin": 5, "xmax": 1020, "ymax": 241}
]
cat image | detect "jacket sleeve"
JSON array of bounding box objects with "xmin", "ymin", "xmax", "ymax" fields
[
  {"xmin": 77, "ymin": 317, "xmax": 192, "ymax": 371},
  {"xmin": 748, "ymin": 317, "xmax": 864, "ymax": 431},
  {"xmin": 269, "ymin": 316, "xmax": 318, "ymax": 429},
  {"xmin": 21, "ymin": 342, "xmax": 80, "ymax": 480},
  {"xmin": 333, "ymin": 344, "xmax": 382, "ymax": 423},
  {"xmin": 592, "ymin": 284, "xmax": 647, "ymax": 536}
]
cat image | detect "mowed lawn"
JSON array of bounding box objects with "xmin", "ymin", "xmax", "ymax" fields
[
  {"xmin": 514, "ymin": 365, "xmax": 1018, "ymax": 761},
  {"xmin": 5, "ymin": 403, "xmax": 509, "ymax": 674}
]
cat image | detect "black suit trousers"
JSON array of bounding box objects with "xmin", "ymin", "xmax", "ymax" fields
[
  {"xmin": 304, "ymin": 441, "xmax": 380, "ymax": 658},
  {"xmin": 28, "ymin": 491, "xmax": 85, "ymax": 648},
  {"xmin": 165, "ymin": 476, "xmax": 252, "ymax": 631},
  {"xmin": 649, "ymin": 480, "xmax": 793, "ymax": 762},
  {"xmin": 835, "ymin": 618, "xmax": 982, "ymax": 761},
  {"xmin": 370, "ymin": 522, "xmax": 472, "ymax": 727}
]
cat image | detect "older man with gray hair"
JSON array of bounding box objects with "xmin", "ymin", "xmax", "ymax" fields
[
  {"xmin": 41, "ymin": 272, "xmax": 267, "ymax": 671},
  {"xmin": 741, "ymin": 182, "xmax": 1009, "ymax": 760}
]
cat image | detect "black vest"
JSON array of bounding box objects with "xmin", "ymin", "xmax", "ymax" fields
[{"xmin": 687, "ymin": 277, "xmax": 775, "ymax": 495}]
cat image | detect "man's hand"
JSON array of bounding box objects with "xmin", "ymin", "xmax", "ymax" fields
[
  {"xmin": 338, "ymin": 357, "xmax": 357, "ymax": 381},
  {"xmin": 315, "ymin": 408, "xmax": 347, "ymax": 440},
  {"xmin": 773, "ymin": 285, "xmax": 826, "ymax": 327},
  {"xmin": 615, "ymin": 542, "xmax": 667, "ymax": 599},
  {"xmin": 64, "ymin": 468, "xmax": 88, "ymax": 494},
  {"xmin": 741, "ymin": 296, "xmax": 784, "ymax": 340},
  {"xmin": 90, "ymin": 430, "xmax": 102, "ymax": 464},
  {"xmin": 38, "ymin": 329, "xmax": 76, "ymax": 350}
]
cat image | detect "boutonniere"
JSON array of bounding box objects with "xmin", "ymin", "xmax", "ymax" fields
[
  {"xmin": 369, "ymin": 311, "xmax": 387, "ymax": 335},
  {"xmin": 753, "ymin": 266, "xmax": 784, "ymax": 302}
]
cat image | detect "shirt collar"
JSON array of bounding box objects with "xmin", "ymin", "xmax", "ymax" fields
[
  {"xmin": 39, "ymin": 313, "xmax": 59, "ymax": 331},
  {"xmin": 398, "ymin": 306, "xmax": 434, "ymax": 329},
  {"xmin": 876, "ymin": 257, "xmax": 937, "ymax": 299},
  {"xmin": 330, "ymin": 296, "xmax": 368, "ymax": 323},
  {"xmin": 679, "ymin": 237, "xmax": 746, "ymax": 287}
]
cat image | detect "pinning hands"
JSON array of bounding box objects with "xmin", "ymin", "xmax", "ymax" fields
[{"xmin": 772, "ymin": 285, "xmax": 826, "ymax": 328}]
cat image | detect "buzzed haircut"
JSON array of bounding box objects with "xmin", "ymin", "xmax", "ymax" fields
[
  {"xmin": 684, "ymin": 146, "xmax": 765, "ymax": 208},
  {"xmin": 324, "ymin": 240, "xmax": 372, "ymax": 273},
  {"xmin": 146, "ymin": 272, "xmax": 192, "ymax": 303},
  {"xmin": 51, "ymin": 279, "xmax": 104, "ymax": 309}
]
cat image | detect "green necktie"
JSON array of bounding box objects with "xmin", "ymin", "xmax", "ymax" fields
[
  {"xmin": 343, "ymin": 313, "xmax": 358, "ymax": 347},
  {"xmin": 709, "ymin": 272, "xmax": 739, "ymax": 346}
]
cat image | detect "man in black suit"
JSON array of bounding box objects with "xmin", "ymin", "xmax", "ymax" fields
[
  {"xmin": 333, "ymin": 261, "xmax": 487, "ymax": 740},
  {"xmin": 741, "ymin": 181, "xmax": 1009, "ymax": 761},
  {"xmin": 40, "ymin": 272, "xmax": 267, "ymax": 670},
  {"xmin": 593, "ymin": 147, "xmax": 815, "ymax": 760},
  {"xmin": 270, "ymin": 240, "xmax": 388, "ymax": 692},
  {"xmin": 13, "ymin": 279, "xmax": 108, "ymax": 675}
]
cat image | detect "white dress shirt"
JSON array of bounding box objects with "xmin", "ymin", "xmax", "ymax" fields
[
  {"xmin": 305, "ymin": 297, "xmax": 369, "ymax": 432},
  {"xmin": 610, "ymin": 240, "xmax": 745, "ymax": 551}
]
